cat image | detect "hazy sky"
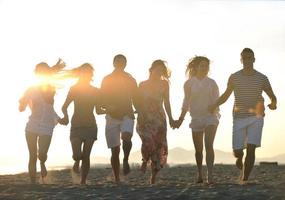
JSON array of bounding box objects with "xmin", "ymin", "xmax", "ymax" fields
[{"xmin": 0, "ymin": 0, "xmax": 284, "ymax": 174}]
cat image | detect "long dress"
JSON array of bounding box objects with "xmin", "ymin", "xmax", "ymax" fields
[{"xmin": 136, "ymin": 81, "xmax": 168, "ymax": 170}]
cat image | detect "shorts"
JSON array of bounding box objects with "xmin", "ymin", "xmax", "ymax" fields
[
  {"xmin": 190, "ymin": 115, "xmax": 219, "ymax": 132},
  {"xmin": 70, "ymin": 126, "xmax": 98, "ymax": 141},
  {"xmin": 105, "ymin": 115, "xmax": 134, "ymax": 148},
  {"xmin": 232, "ymin": 116, "xmax": 264, "ymax": 150}
]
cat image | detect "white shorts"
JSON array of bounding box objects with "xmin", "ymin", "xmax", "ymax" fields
[
  {"xmin": 233, "ymin": 116, "xmax": 264, "ymax": 150},
  {"xmin": 105, "ymin": 115, "xmax": 134, "ymax": 148},
  {"xmin": 190, "ymin": 115, "xmax": 219, "ymax": 132}
]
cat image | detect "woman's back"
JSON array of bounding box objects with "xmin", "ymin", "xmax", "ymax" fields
[{"xmin": 69, "ymin": 84, "xmax": 99, "ymax": 128}]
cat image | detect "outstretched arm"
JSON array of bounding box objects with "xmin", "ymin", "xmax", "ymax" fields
[
  {"xmin": 209, "ymin": 76, "xmax": 233, "ymax": 112},
  {"xmin": 209, "ymin": 87, "xmax": 233, "ymax": 112},
  {"xmin": 176, "ymin": 82, "xmax": 191, "ymax": 128}
]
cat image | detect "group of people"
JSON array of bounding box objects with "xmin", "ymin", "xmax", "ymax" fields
[{"xmin": 19, "ymin": 48, "xmax": 277, "ymax": 185}]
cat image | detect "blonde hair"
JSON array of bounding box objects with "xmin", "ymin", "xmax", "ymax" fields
[
  {"xmin": 71, "ymin": 63, "xmax": 94, "ymax": 78},
  {"xmin": 149, "ymin": 60, "xmax": 171, "ymax": 81},
  {"xmin": 186, "ymin": 56, "xmax": 210, "ymax": 78}
]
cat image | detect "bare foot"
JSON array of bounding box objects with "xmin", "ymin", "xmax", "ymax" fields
[
  {"xmin": 123, "ymin": 159, "xmax": 130, "ymax": 175},
  {"xmin": 140, "ymin": 161, "xmax": 147, "ymax": 174},
  {"xmin": 73, "ymin": 161, "xmax": 80, "ymax": 174},
  {"xmin": 40, "ymin": 162, "xmax": 47, "ymax": 178}
]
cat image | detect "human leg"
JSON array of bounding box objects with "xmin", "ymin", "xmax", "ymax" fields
[
  {"xmin": 25, "ymin": 132, "xmax": 38, "ymax": 183},
  {"xmin": 192, "ymin": 131, "xmax": 204, "ymax": 183},
  {"xmin": 111, "ymin": 146, "xmax": 120, "ymax": 183},
  {"xmin": 80, "ymin": 139, "xmax": 95, "ymax": 184},
  {"xmin": 204, "ymin": 125, "xmax": 217, "ymax": 184},
  {"xmin": 121, "ymin": 117, "xmax": 134, "ymax": 175},
  {"xmin": 71, "ymin": 138, "xmax": 83, "ymax": 173},
  {"xmin": 243, "ymin": 144, "xmax": 256, "ymax": 181},
  {"xmin": 38, "ymin": 134, "xmax": 52, "ymax": 178}
]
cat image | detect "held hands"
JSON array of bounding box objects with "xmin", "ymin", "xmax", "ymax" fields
[
  {"xmin": 58, "ymin": 116, "xmax": 69, "ymax": 125},
  {"xmin": 169, "ymin": 118, "xmax": 176, "ymax": 129},
  {"xmin": 173, "ymin": 118, "xmax": 184, "ymax": 129}
]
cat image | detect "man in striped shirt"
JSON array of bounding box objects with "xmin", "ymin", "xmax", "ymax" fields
[{"xmin": 209, "ymin": 48, "xmax": 277, "ymax": 183}]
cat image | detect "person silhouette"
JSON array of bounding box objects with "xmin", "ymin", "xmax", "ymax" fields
[
  {"xmin": 136, "ymin": 59, "xmax": 175, "ymax": 184},
  {"xmin": 208, "ymin": 48, "xmax": 277, "ymax": 183},
  {"xmin": 19, "ymin": 59, "xmax": 65, "ymax": 183},
  {"xmin": 100, "ymin": 54, "xmax": 139, "ymax": 183},
  {"xmin": 60, "ymin": 63, "xmax": 104, "ymax": 185}
]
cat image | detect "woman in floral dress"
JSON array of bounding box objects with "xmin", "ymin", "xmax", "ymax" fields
[{"xmin": 137, "ymin": 60, "xmax": 175, "ymax": 184}]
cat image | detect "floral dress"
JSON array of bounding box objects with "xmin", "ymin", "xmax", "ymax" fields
[{"xmin": 136, "ymin": 81, "xmax": 168, "ymax": 170}]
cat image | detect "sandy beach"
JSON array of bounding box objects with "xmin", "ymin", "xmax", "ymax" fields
[{"xmin": 0, "ymin": 164, "xmax": 284, "ymax": 200}]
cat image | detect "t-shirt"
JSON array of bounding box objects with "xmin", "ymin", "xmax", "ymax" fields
[
  {"xmin": 101, "ymin": 70, "xmax": 138, "ymax": 120},
  {"xmin": 20, "ymin": 86, "xmax": 59, "ymax": 135},
  {"xmin": 67, "ymin": 84, "xmax": 100, "ymax": 128},
  {"xmin": 228, "ymin": 70, "xmax": 272, "ymax": 119},
  {"xmin": 182, "ymin": 76, "xmax": 220, "ymax": 119}
]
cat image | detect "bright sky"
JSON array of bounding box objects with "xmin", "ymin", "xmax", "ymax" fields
[{"xmin": 0, "ymin": 0, "xmax": 284, "ymax": 174}]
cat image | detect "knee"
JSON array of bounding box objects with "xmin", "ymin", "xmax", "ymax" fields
[
  {"xmin": 205, "ymin": 144, "xmax": 214, "ymax": 153},
  {"xmin": 233, "ymin": 150, "xmax": 244, "ymax": 158},
  {"xmin": 111, "ymin": 147, "xmax": 120, "ymax": 157},
  {"xmin": 29, "ymin": 154, "xmax": 37, "ymax": 162},
  {"xmin": 72, "ymin": 153, "xmax": 82, "ymax": 161},
  {"xmin": 195, "ymin": 150, "xmax": 203, "ymax": 156},
  {"xmin": 38, "ymin": 152, "xmax": 47, "ymax": 163},
  {"xmin": 81, "ymin": 154, "xmax": 90, "ymax": 162},
  {"xmin": 121, "ymin": 133, "xmax": 132, "ymax": 142}
]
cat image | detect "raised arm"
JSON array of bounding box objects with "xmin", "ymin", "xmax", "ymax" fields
[{"xmin": 163, "ymin": 81, "xmax": 175, "ymax": 128}]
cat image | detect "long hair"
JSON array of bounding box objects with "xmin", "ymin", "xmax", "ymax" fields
[
  {"xmin": 70, "ymin": 63, "xmax": 94, "ymax": 77},
  {"xmin": 34, "ymin": 59, "xmax": 66, "ymax": 76},
  {"xmin": 149, "ymin": 59, "xmax": 171, "ymax": 81},
  {"xmin": 185, "ymin": 56, "xmax": 210, "ymax": 78}
]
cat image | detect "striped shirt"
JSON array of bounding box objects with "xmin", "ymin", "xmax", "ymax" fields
[{"xmin": 228, "ymin": 70, "xmax": 272, "ymax": 119}]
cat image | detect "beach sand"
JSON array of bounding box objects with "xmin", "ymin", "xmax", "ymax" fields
[{"xmin": 0, "ymin": 164, "xmax": 284, "ymax": 200}]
